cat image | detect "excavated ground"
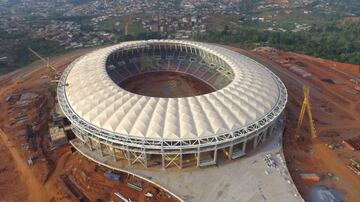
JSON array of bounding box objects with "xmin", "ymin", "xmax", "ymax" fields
[
  {"xmin": 119, "ymin": 71, "xmax": 215, "ymax": 98},
  {"xmin": 0, "ymin": 48, "xmax": 180, "ymax": 202},
  {"xmin": 249, "ymin": 48, "xmax": 360, "ymax": 202}
]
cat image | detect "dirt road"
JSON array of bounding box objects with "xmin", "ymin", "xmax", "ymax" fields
[
  {"xmin": 0, "ymin": 46, "xmax": 179, "ymax": 202},
  {"xmin": 235, "ymin": 47, "xmax": 360, "ymax": 201},
  {"xmin": 0, "ymin": 131, "xmax": 27, "ymax": 201},
  {"xmin": 0, "ymin": 48, "xmax": 95, "ymax": 202},
  {"xmin": 0, "ymin": 129, "xmax": 53, "ymax": 201}
]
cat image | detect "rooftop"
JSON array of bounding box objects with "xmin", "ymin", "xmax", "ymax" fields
[{"xmin": 59, "ymin": 40, "xmax": 287, "ymax": 141}]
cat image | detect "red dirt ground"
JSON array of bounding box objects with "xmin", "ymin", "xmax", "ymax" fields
[
  {"xmin": 0, "ymin": 48, "xmax": 94, "ymax": 202},
  {"xmin": 1, "ymin": 45, "xmax": 360, "ymax": 202},
  {"xmin": 251, "ymin": 48, "xmax": 360, "ymax": 202},
  {"xmin": 0, "ymin": 48, "xmax": 180, "ymax": 202},
  {"xmin": 67, "ymin": 153, "xmax": 178, "ymax": 202},
  {"xmin": 0, "ymin": 133, "xmax": 28, "ymax": 201},
  {"xmin": 119, "ymin": 71, "xmax": 215, "ymax": 98}
]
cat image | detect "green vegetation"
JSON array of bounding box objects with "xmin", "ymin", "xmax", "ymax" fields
[
  {"xmin": 0, "ymin": 28, "xmax": 65, "ymax": 75},
  {"xmin": 194, "ymin": 21, "xmax": 360, "ymax": 64},
  {"xmin": 0, "ymin": 31, "xmax": 163, "ymax": 76},
  {"xmin": 11, "ymin": 38, "xmax": 63, "ymax": 67},
  {"xmin": 117, "ymin": 31, "xmax": 163, "ymax": 42}
]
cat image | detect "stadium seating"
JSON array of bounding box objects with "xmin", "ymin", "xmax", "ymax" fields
[{"xmin": 105, "ymin": 45, "xmax": 234, "ymax": 89}]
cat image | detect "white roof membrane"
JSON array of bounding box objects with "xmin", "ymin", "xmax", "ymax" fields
[{"xmin": 62, "ymin": 40, "xmax": 284, "ymax": 141}]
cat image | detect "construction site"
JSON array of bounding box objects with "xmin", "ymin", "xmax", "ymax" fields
[
  {"xmin": 0, "ymin": 40, "xmax": 359, "ymax": 202},
  {"xmin": 250, "ymin": 47, "xmax": 360, "ymax": 201},
  {"xmin": 0, "ymin": 47, "xmax": 179, "ymax": 202}
]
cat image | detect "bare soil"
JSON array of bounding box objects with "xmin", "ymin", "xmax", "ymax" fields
[
  {"xmin": 0, "ymin": 48, "xmax": 180, "ymax": 202},
  {"xmin": 1, "ymin": 45, "xmax": 359, "ymax": 202},
  {"xmin": 0, "ymin": 48, "xmax": 95, "ymax": 202},
  {"xmin": 67, "ymin": 153, "xmax": 178, "ymax": 202},
  {"xmin": 119, "ymin": 71, "xmax": 215, "ymax": 98},
  {"xmin": 0, "ymin": 133, "xmax": 28, "ymax": 202},
  {"xmin": 251, "ymin": 49, "xmax": 360, "ymax": 202}
]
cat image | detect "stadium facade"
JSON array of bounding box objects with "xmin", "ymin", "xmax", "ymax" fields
[{"xmin": 58, "ymin": 40, "xmax": 287, "ymax": 169}]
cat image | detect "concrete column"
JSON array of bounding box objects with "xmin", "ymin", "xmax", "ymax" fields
[
  {"xmin": 112, "ymin": 148, "xmax": 117, "ymax": 162},
  {"xmin": 82, "ymin": 133, "xmax": 86, "ymax": 142},
  {"xmin": 196, "ymin": 150, "xmax": 200, "ymax": 167},
  {"xmin": 98, "ymin": 142, "xmax": 104, "ymax": 157},
  {"xmin": 269, "ymin": 125, "xmax": 275, "ymax": 137},
  {"xmin": 262, "ymin": 131, "xmax": 267, "ymax": 142},
  {"xmin": 126, "ymin": 150, "xmax": 131, "ymax": 166},
  {"xmin": 265, "ymin": 128, "xmax": 269, "ymax": 140},
  {"xmin": 228, "ymin": 144, "xmax": 234, "ymax": 160},
  {"xmin": 85, "ymin": 137, "xmax": 90, "ymax": 149},
  {"xmin": 253, "ymin": 135, "xmax": 258, "ymax": 149},
  {"xmin": 87, "ymin": 137, "xmax": 94, "ymax": 151},
  {"xmin": 79, "ymin": 132, "xmax": 84, "ymax": 141},
  {"xmin": 161, "ymin": 154, "xmax": 165, "ymax": 170},
  {"xmin": 214, "ymin": 149, "xmax": 218, "ymax": 163},
  {"xmin": 144, "ymin": 153, "xmax": 148, "ymax": 168},
  {"xmin": 180, "ymin": 154, "xmax": 183, "ymax": 169},
  {"xmin": 242, "ymin": 139, "xmax": 247, "ymax": 153}
]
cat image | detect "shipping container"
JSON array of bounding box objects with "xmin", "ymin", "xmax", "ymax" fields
[
  {"xmin": 299, "ymin": 173, "xmax": 320, "ymax": 182},
  {"xmin": 104, "ymin": 171, "xmax": 121, "ymax": 181}
]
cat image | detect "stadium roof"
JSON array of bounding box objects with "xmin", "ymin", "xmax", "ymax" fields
[{"xmin": 60, "ymin": 40, "xmax": 286, "ymax": 141}]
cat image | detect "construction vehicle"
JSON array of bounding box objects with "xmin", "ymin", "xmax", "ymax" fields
[
  {"xmin": 295, "ymin": 85, "xmax": 317, "ymax": 140},
  {"xmin": 348, "ymin": 159, "xmax": 360, "ymax": 176},
  {"xmin": 28, "ymin": 48, "xmax": 57, "ymax": 80}
]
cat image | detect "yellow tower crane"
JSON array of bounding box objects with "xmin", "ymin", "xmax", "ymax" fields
[
  {"xmin": 124, "ymin": 13, "xmax": 132, "ymax": 36},
  {"xmin": 295, "ymin": 85, "xmax": 317, "ymax": 139},
  {"xmin": 124, "ymin": 22, "xmax": 129, "ymax": 35},
  {"xmin": 28, "ymin": 48, "xmax": 57, "ymax": 79}
]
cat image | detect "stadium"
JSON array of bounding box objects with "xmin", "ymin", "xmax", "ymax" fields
[{"xmin": 57, "ymin": 40, "xmax": 287, "ymax": 169}]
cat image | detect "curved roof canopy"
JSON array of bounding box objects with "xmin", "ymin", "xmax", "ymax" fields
[{"xmin": 60, "ymin": 40, "xmax": 286, "ymax": 141}]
